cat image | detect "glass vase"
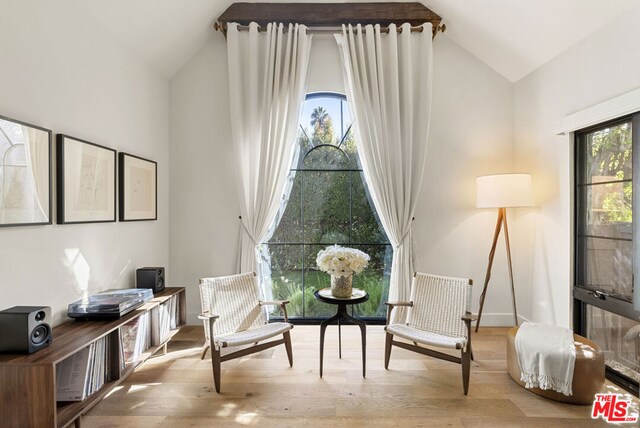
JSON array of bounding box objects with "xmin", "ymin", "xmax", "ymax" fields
[{"xmin": 331, "ymin": 275, "xmax": 353, "ymax": 298}]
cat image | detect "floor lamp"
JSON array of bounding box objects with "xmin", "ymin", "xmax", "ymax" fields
[{"xmin": 475, "ymin": 174, "xmax": 533, "ymax": 332}]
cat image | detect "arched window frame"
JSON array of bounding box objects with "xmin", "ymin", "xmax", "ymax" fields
[{"xmin": 266, "ymin": 92, "xmax": 392, "ymax": 321}]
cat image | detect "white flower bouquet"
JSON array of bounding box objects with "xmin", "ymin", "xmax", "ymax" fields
[{"xmin": 316, "ymin": 245, "xmax": 370, "ymax": 278}]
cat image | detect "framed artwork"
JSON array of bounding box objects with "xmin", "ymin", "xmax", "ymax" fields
[
  {"xmin": 118, "ymin": 152, "xmax": 157, "ymax": 221},
  {"xmin": 0, "ymin": 115, "xmax": 52, "ymax": 227},
  {"xmin": 57, "ymin": 134, "xmax": 116, "ymax": 224}
]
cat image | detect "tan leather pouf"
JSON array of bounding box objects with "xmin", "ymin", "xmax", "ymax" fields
[{"xmin": 506, "ymin": 326, "xmax": 605, "ymax": 405}]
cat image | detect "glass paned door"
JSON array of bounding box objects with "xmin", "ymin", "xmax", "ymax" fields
[{"xmin": 575, "ymin": 115, "xmax": 640, "ymax": 394}]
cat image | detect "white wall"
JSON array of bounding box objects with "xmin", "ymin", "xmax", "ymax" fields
[
  {"xmin": 0, "ymin": 1, "xmax": 170, "ymax": 325},
  {"xmin": 415, "ymin": 36, "xmax": 514, "ymax": 326},
  {"xmin": 513, "ymin": 4, "xmax": 640, "ymax": 326},
  {"xmin": 169, "ymin": 33, "xmax": 237, "ymax": 323},
  {"xmin": 170, "ymin": 33, "xmax": 515, "ymax": 324}
]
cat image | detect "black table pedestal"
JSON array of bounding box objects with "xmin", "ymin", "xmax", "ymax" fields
[{"xmin": 315, "ymin": 289, "xmax": 368, "ymax": 378}]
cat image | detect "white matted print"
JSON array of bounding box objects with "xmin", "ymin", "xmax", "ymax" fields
[
  {"xmin": 56, "ymin": 135, "xmax": 116, "ymax": 224},
  {"xmin": 119, "ymin": 153, "xmax": 157, "ymax": 221},
  {"xmin": 0, "ymin": 115, "xmax": 52, "ymax": 227}
]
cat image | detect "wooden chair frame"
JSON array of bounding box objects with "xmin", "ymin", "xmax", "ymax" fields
[
  {"xmin": 199, "ymin": 299, "xmax": 292, "ymax": 393},
  {"xmin": 384, "ymin": 276, "xmax": 477, "ymax": 395}
]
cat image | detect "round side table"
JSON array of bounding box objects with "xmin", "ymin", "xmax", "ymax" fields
[{"xmin": 314, "ymin": 288, "xmax": 369, "ymax": 378}]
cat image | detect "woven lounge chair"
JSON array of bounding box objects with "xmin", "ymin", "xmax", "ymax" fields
[
  {"xmin": 384, "ymin": 272, "xmax": 476, "ymax": 394},
  {"xmin": 198, "ymin": 272, "xmax": 293, "ymax": 393}
]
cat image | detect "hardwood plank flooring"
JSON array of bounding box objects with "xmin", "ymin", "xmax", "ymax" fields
[{"xmin": 85, "ymin": 325, "xmax": 637, "ymax": 427}]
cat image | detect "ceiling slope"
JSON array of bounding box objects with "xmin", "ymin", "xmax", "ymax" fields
[
  {"xmin": 427, "ymin": 0, "xmax": 640, "ymax": 82},
  {"xmin": 73, "ymin": 0, "xmax": 640, "ymax": 82},
  {"xmin": 72, "ymin": 0, "xmax": 225, "ymax": 79}
]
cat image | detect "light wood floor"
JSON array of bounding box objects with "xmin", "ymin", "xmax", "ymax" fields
[{"xmin": 86, "ymin": 325, "xmax": 638, "ymax": 427}]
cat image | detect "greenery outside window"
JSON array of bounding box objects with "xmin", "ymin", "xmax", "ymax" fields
[{"xmin": 264, "ymin": 93, "xmax": 392, "ymax": 321}]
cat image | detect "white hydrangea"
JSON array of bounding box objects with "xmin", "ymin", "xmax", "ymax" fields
[{"xmin": 316, "ymin": 245, "xmax": 370, "ymax": 277}]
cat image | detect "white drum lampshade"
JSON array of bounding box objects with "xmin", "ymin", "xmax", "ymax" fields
[{"xmin": 476, "ymin": 174, "xmax": 533, "ymax": 208}]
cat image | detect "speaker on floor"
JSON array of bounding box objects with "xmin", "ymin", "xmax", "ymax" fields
[
  {"xmin": 136, "ymin": 267, "xmax": 165, "ymax": 293},
  {"xmin": 0, "ymin": 306, "xmax": 53, "ymax": 354}
]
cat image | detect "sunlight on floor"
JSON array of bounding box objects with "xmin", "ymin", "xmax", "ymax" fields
[
  {"xmin": 603, "ymin": 383, "xmax": 640, "ymax": 425},
  {"xmin": 104, "ymin": 382, "xmax": 161, "ymax": 398},
  {"xmin": 217, "ymin": 402, "xmax": 238, "ymax": 417},
  {"xmin": 235, "ymin": 412, "xmax": 259, "ymax": 425},
  {"xmin": 148, "ymin": 346, "xmax": 201, "ymax": 363},
  {"xmin": 104, "ymin": 385, "xmax": 124, "ymax": 398},
  {"xmin": 604, "ymin": 383, "xmax": 639, "ymax": 404},
  {"xmin": 127, "ymin": 383, "xmax": 159, "ymax": 393}
]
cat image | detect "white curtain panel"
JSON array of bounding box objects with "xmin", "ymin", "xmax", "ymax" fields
[
  {"xmin": 335, "ymin": 23, "xmax": 433, "ymax": 323},
  {"xmin": 23, "ymin": 126, "xmax": 49, "ymax": 221},
  {"xmin": 227, "ymin": 22, "xmax": 312, "ymax": 293}
]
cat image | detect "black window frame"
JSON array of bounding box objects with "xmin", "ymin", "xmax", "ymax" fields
[
  {"xmin": 574, "ymin": 113, "xmax": 640, "ymax": 395},
  {"xmin": 266, "ymin": 92, "xmax": 392, "ymax": 324}
]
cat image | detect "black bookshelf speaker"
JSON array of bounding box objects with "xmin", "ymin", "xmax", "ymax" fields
[
  {"xmin": 136, "ymin": 267, "xmax": 165, "ymax": 293},
  {"xmin": 0, "ymin": 306, "xmax": 53, "ymax": 354}
]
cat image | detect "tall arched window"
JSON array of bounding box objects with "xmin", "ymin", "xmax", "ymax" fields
[{"xmin": 265, "ymin": 93, "xmax": 392, "ymax": 320}]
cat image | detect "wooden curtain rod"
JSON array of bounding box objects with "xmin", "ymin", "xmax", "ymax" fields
[
  {"xmin": 215, "ymin": 3, "xmax": 444, "ymax": 38},
  {"xmin": 214, "ymin": 22, "xmax": 446, "ymax": 35}
]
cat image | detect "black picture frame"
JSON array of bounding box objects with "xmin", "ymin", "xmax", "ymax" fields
[
  {"xmin": 56, "ymin": 134, "xmax": 117, "ymax": 224},
  {"xmin": 118, "ymin": 152, "xmax": 157, "ymax": 222},
  {"xmin": 0, "ymin": 114, "xmax": 52, "ymax": 227}
]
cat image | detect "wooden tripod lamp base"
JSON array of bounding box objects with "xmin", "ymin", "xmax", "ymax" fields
[
  {"xmin": 475, "ymin": 207, "xmax": 517, "ymax": 332},
  {"xmin": 474, "ymin": 174, "xmax": 533, "ymax": 332}
]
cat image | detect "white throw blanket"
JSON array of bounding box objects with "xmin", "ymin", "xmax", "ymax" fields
[{"xmin": 515, "ymin": 322, "xmax": 576, "ymax": 396}]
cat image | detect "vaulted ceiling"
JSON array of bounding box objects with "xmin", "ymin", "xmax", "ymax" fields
[
  {"xmin": 427, "ymin": 0, "xmax": 639, "ymax": 81},
  {"xmin": 72, "ymin": 0, "xmax": 640, "ymax": 81}
]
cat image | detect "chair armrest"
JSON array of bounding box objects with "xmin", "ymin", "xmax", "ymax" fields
[
  {"xmin": 384, "ymin": 301, "xmax": 413, "ymax": 307},
  {"xmin": 385, "ymin": 301, "xmax": 413, "ymax": 325},
  {"xmin": 461, "ymin": 313, "xmax": 478, "ymax": 322},
  {"xmin": 258, "ymin": 300, "xmax": 290, "ymax": 322},
  {"xmin": 198, "ymin": 312, "xmax": 220, "ymax": 320},
  {"xmin": 461, "ymin": 313, "xmax": 477, "ymax": 352},
  {"xmin": 259, "ymin": 300, "xmax": 290, "ymax": 306},
  {"xmin": 198, "ymin": 312, "xmax": 219, "ymax": 345}
]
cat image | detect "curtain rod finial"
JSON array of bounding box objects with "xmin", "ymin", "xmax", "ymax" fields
[
  {"xmin": 438, "ymin": 23, "xmax": 446, "ymax": 33},
  {"xmin": 214, "ymin": 21, "xmax": 229, "ymax": 38}
]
